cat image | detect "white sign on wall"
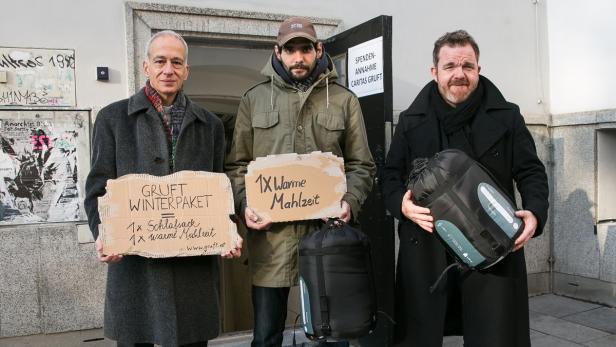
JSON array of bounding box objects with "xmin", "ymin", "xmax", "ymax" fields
[
  {"xmin": 347, "ymin": 36, "xmax": 384, "ymax": 98},
  {"xmin": 0, "ymin": 48, "xmax": 76, "ymax": 107}
]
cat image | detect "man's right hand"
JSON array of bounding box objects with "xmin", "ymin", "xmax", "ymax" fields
[
  {"xmin": 244, "ymin": 207, "xmax": 272, "ymax": 230},
  {"xmin": 95, "ymin": 236, "xmax": 123, "ymax": 263},
  {"xmin": 401, "ymin": 190, "xmax": 434, "ymax": 233}
]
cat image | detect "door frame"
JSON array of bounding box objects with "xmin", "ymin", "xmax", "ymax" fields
[
  {"xmin": 324, "ymin": 16, "xmax": 395, "ymax": 346},
  {"xmin": 125, "ymin": 1, "xmax": 341, "ymax": 95}
]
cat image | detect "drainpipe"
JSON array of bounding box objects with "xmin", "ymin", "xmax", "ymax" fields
[
  {"xmin": 531, "ymin": 0, "xmax": 554, "ymax": 293},
  {"xmin": 547, "ymin": 128, "xmax": 555, "ymax": 294}
]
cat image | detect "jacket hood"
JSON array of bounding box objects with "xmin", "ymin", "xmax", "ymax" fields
[{"xmin": 261, "ymin": 53, "xmax": 338, "ymax": 89}]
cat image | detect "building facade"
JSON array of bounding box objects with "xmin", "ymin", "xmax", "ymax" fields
[{"xmin": 0, "ymin": 0, "xmax": 614, "ymax": 340}]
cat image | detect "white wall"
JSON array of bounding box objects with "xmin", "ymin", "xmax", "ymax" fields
[
  {"xmin": 387, "ymin": 0, "xmax": 548, "ymax": 116},
  {"xmin": 0, "ymin": 1, "xmax": 129, "ymax": 108},
  {"xmin": 546, "ymin": 0, "xmax": 616, "ymax": 115},
  {"xmin": 1, "ymin": 0, "xmax": 548, "ymax": 116}
]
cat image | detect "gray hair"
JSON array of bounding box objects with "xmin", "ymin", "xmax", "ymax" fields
[
  {"xmin": 432, "ymin": 30, "xmax": 479, "ymax": 66},
  {"xmin": 144, "ymin": 30, "xmax": 189, "ymax": 63}
]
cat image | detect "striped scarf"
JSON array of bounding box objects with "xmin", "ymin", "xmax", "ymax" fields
[{"xmin": 144, "ymin": 80, "xmax": 186, "ymax": 170}]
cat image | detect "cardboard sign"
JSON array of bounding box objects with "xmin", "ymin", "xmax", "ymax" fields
[
  {"xmin": 97, "ymin": 171, "xmax": 239, "ymax": 258},
  {"xmin": 245, "ymin": 152, "xmax": 346, "ymax": 222}
]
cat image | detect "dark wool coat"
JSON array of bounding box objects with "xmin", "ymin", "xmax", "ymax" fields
[
  {"xmin": 383, "ymin": 76, "xmax": 549, "ymax": 347},
  {"xmin": 84, "ymin": 89, "xmax": 226, "ymax": 346}
]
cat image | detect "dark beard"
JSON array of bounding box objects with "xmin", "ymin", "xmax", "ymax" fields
[
  {"xmin": 271, "ymin": 53, "xmax": 329, "ymax": 92},
  {"xmin": 286, "ymin": 63, "xmax": 314, "ymax": 81}
]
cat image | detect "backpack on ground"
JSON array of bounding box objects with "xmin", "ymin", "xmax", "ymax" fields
[{"xmin": 298, "ymin": 219, "xmax": 377, "ymax": 341}]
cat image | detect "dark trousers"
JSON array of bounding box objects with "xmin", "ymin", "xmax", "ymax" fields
[
  {"xmin": 252, "ymin": 285, "xmax": 290, "ymax": 347},
  {"xmin": 117, "ymin": 342, "xmax": 208, "ymax": 347},
  {"xmin": 251, "ymin": 285, "xmax": 349, "ymax": 347}
]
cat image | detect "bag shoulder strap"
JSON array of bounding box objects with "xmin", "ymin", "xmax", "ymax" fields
[{"xmin": 315, "ymin": 219, "xmax": 335, "ymax": 336}]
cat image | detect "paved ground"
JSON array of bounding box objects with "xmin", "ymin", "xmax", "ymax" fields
[{"xmin": 1, "ymin": 294, "xmax": 615, "ymax": 347}]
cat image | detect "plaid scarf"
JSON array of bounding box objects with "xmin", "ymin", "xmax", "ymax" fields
[{"xmin": 144, "ymin": 80, "xmax": 187, "ymax": 170}]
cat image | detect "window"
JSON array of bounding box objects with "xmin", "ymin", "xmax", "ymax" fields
[{"xmin": 597, "ymin": 129, "xmax": 616, "ymax": 223}]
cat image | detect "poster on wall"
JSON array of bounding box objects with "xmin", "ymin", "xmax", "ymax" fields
[
  {"xmin": 0, "ymin": 110, "xmax": 89, "ymax": 224},
  {"xmin": 0, "ymin": 47, "xmax": 76, "ymax": 107}
]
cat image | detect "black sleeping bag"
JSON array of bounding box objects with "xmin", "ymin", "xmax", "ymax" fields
[
  {"xmin": 298, "ymin": 219, "xmax": 377, "ymax": 340},
  {"xmin": 407, "ymin": 149, "xmax": 524, "ymax": 270}
]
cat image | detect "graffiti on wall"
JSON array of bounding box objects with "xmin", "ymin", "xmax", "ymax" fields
[
  {"xmin": 0, "ymin": 47, "xmax": 76, "ymax": 107},
  {"xmin": 0, "ymin": 110, "xmax": 89, "ymax": 224}
]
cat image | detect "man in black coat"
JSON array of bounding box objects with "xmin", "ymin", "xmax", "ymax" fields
[
  {"xmin": 85, "ymin": 30, "xmax": 242, "ymax": 347},
  {"xmin": 383, "ymin": 30, "xmax": 549, "ymax": 347}
]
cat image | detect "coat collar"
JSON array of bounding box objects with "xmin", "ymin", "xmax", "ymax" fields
[
  {"xmin": 127, "ymin": 87, "xmax": 208, "ymax": 124},
  {"xmin": 404, "ymin": 75, "xmax": 513, "ymax": 116},
  {"xmin": 261, "ymin": 53, "xmax": 338, "ymax": 90},
  {"xmin": 402, "ymin": 75, "xmax": 512, "ymax": 158}
]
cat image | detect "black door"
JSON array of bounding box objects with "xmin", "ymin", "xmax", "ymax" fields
[{"xmin": 325, "ymin": 15, "xmax": 395, "ymax": 347}]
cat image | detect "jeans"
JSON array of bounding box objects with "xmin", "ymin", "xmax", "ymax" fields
[{"xmin": 251, "ymin": 285, "xmax": 349, "ymax": 347}]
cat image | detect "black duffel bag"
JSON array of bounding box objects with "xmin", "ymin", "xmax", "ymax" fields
[
  {"xmin": 407, "ymin": 149, "xmax": 524, "ymax": 271},
  {"xmin": 298, "ymin": 219, "xmax": 377, "ymax": 341}
]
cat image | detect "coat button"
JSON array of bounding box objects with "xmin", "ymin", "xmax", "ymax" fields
[
  {"xmin": 491, "ymin": 149, "xmax": 499, "ymax": 157},
  {"xmin": 154, "ymin": 157, "xmax": 164, "ymax": 163},
  {"xmin": 297, "ymin": 125, "xmax": 303, "ymax": 132},
  {"xmin": 410, "ymin": 237, "xmax": 419, "ymax": 245}
]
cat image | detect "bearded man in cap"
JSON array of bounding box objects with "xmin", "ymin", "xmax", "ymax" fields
[{"xmin": 226, "ymin": 17, "xmax": 376, "ymax": 347}]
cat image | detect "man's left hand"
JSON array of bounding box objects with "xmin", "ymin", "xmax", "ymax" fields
[
  {"xmin": 322, "ymin": 200, "xmax": 351, "ymax": 223},
  {"xmin": 221, "ymin": 236, "xmax": 243, "ymax": 259},
  {"xmin": 513, "ymin": 210, "xmax": 537, "ymax": 252},
  {"xmin": 339, "ymin": 200, "xmax": 351, "ymax": 223}
]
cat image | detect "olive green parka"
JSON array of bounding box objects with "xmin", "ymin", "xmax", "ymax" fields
[{"xmin": 225, "ymin": 54, "xmax": 376, "ymax": 287}]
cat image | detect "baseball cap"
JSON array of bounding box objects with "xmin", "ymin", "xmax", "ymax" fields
[{"xmin": 277, "ymin": 17, "xmax": 317, "ymax": 46}]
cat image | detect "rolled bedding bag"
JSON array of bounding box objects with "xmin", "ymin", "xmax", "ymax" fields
[{"xmin": 407, "ymin": 149, "xmax": 524, "ymax": 270}]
